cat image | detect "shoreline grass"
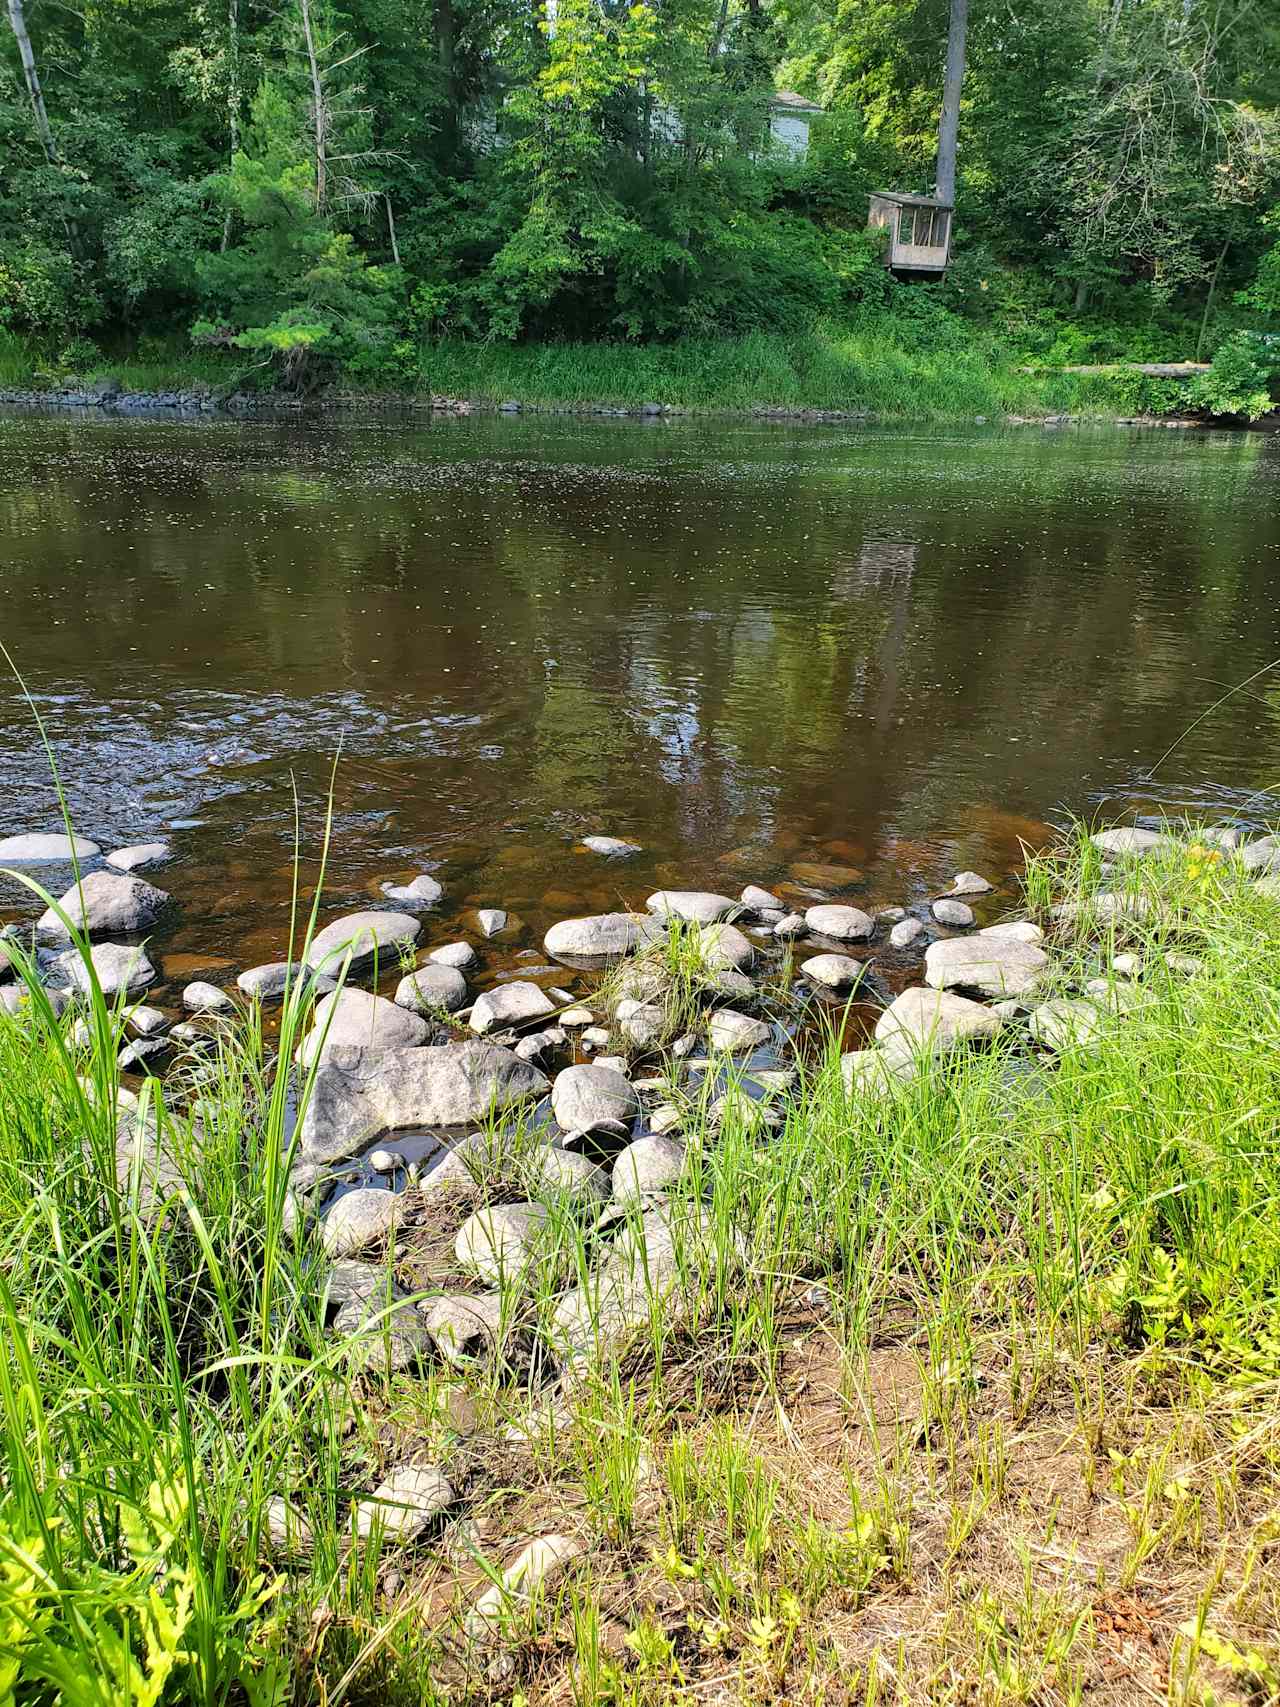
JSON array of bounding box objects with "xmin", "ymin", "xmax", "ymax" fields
[
  {"xmin": 2, "ymin": 823, "xmax": 1279, "ymax": 1701},
  {"xmin": 0, "ymin": 324, "xmax": 1205, "ymax": 423}
]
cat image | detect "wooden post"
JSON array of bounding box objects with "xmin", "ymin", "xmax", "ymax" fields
[{"xmin": 935, "ymin": 0, "xmax": 967, "ymax": 207}]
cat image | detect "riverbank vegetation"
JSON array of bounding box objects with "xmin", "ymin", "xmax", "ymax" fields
[
  {"xmin": 3, "ymin": 0, "xmax": 1280, "ymax": 416},
  {"xmin": 2, "ymin": 823, "xmax": 1279, "ymax": 1700}
]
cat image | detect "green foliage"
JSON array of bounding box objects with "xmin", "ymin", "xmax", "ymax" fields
[{"xmin": 1187, "ymin": 329, "xmax": 1280, "ymax": 420}]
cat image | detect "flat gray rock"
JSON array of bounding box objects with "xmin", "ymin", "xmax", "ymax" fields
[
  {"xmin": 581, "ymin": 835, "xmax": 641, "ymax": 856},
  {"xmin": 105, "ymin": 842, "xmax": 171, "ymax": 872},
  {"xmin": 0, "ymin": 832, "xmax": 100, "ymax": 863},
  {"xmin": 980, "ymin": 919, "xmax": 1044, "ymax": 944},
  {"xmin": 455, "ymin": 1202, "xmax": 549, "ymax": 1283},
  {"xmin": 237, "ymin": 961, "xmax": 333, "ymax": 1001},
  {"xmin": 52, "ymin": 940, "xmax": 156, "ymax": 997},
  {"xmin": 646, "ymin": 890, "xmax": 738, "ymax": 925},
  {"xmin": 470, "ymin": 981, "xmax": 554, "ymax": 1035},
  {"xmin": 394, "ymin": 962, "xmax": 468, "ymax": 1014},
  {"xmin": 127, "ymin": 1004, "xmax": 169, "ymax": 1038},
  {"xmin": 932, "ymin": 898, "xmax": 975, "ymax": 927},
  {"xmin": 889, "ymin": 917, "xmax": 925, "ymax": 949},
  {"xmin": 300, "ymin": 987, "xmax": 431, "ymax": 1068},
  {"xmin": 875, "ymin": 986, "xmax": 1002, "ymax": 1056},
  {"xmin": 552, "ymin": 1063, "xmax": 638, "ymax": 1131},
  {"xmin": 38, "ymin": 872, "xmax": 170, "ymax": 940},
  {"xmin": 1091, "ymin": 827, "xmax": 1174, "ymax": 858},
  {"xmin": 804, "ymin": 904, "xmax": 874, "ymax": 942},
  {"xmin": 305, "ymin": 910, "xmax": 420, "ymax": 977},
  {"xmin": 545, "ymin": 912, "xmax": 665, "ymax": 963},
  {"xmin": 707, "ymin": 1008, "xmax": 770, "ymax": 1051},
  {"xmin": 351, "ymin": 1464, "xmax": 454, "ymax": 1544},
  {"xmin": 613, "ymin": 1135, "xmax": 688, "ymax": 1202},
  {"xmin": 801, "ymin": 952, "xmax": 866, "ymax": 991},
  {"xmin": 924, "ymin": 935, "xmax": 1047, "ymax": 998},
  {"xmin": 381, "ymin": 874, "xmax": 443, "ymax": 905},
  {"xmin": 296, "ymin": 1041, "xmax": 548, "ymax": 1163},
  {"xmin": 428, "ymin": 941, "xmax": 477, "ymax": 969},
  {"xmin": 321, "ymin": 1187, "xmax": 403, "ymax": 1256},
  {"xmin": 183, "ymin": 980, "xmax": 233, "ymax": 1013}
]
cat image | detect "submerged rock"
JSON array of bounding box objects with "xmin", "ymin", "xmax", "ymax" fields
[
  {"xmin": 470, "ymin": 981, "xmax": 554, "ymax": 1035},
  {"xmin": 105, "ymin": 842, "xmax": 171, "ymax": 872},
  {"xmin": 924, "ymin": 935, "xmax": 1047, "ymax": 998},
  {"xmin": 305, "ymin": 909, "xmax": 420, "ymax": 976},
  {"xmin": 804, "ymin": 904, "xmax": 874, "ymax": 942},
  {"xmin": 646, "ymin": 890, "xmax": 738, "ymax": 925},
  {"xmin": 889, "ymin": 916, "xmax": 925, "ymax": 949},
  {"xmin": 38, "ymin": 872, "xmax": 170, "ymax": 940},
  {"xmin": 552, "ymin": 1063, "xmax": 638, "ymax": 1132},
  {"xmin": 394, "ymin": 963, "xmax": 468, "ymax": 1014},
  {"xmin": 581, "ymin": 835, "xmax": 642, "ymax": 856},
  {"xmin": 296, "ymin": 1042, "xmax": 547, "ymax": 1163},
  {"xmin": 0, "ymin": 831, "xmax": 100, "ymax": 863}
]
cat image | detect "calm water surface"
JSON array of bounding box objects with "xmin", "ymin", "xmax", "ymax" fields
[{"xmin": 2, "ymin": 409, "xmax": 1279, "ymax": 998}]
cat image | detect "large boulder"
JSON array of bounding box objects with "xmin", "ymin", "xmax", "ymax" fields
[
  {"xmin": 469, "ymin": 981, "xmax": 555, "ymax": 1035},
  {"xmin": 804, "ymin": 904, "xmax": 874, "ymax": 942},
  {"xmin": 295, "ymin": 1042, "xmax": 547, "ymax": 1164},
  {"xmin": 646, "ymin": 891, "xmax": 738, "ymax": 925},
  {"xmin": 299, "ymin": 987, "xmax": 431, "ymax": 1068},
  {"xmin": 305, "ymin": 909, "xmax": 420, "ymax": 976},
  {"xmin": 544, "ymin": 913, "xmax": 664, "ymax": 963},
  {"xmin": 924, "ymin": 935, "xmax": 1048, "ymax": 999},
  {"xmin": 38, "ymin": 872, "xmax": 170, "ymax": 940},
  {"xmin": 875, "ymin": 986, "xmax": 1002, "ymax": 1058},
  {"xmin": 552, "ymin": 1063, "xmax": 638, "ymax": 1132},
  {"xmin": 394, "ymin": 963, "xmax": 468, "ymax": 1015},
  {"xmin": 0, "ymin": 832, "xmax": 100, "ymax": 863}
]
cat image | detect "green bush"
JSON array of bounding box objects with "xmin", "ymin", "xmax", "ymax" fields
[{"xmin": 1187, "ymin": 330, "xmax": 1280, "ymax": 420}]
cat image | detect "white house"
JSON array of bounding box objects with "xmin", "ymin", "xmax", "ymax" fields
[{"xmin": 768, "ymin": 90, "xmax": 824, "ymax": 158}]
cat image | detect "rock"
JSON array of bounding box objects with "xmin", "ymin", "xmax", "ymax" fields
[
  {"xmin": 581, "ymin": 835, "xmax": 641, "ymax": 856},
  {"xmin": 263, "ymin": 1496, "xmax": 314, "ymax": 1555},
  {"xmin": 394, "ymin": 963, "xmax": 468, "ymax": 1015},
  {"xmin": 51, "ymin": 941, "xmax": 156, "ymax": 997},
  {"xmin": 552, "ymin": 1063, "xmax": 638, "ymax": 1132},
  {"xmin": 38, "ymin": 872, "xmax": 170, "ymax": 940},
  {"xmin": 466, "ymin": 1534, "xmax": 585, "ymax": 1636},
  {"xmin": 455, "ymin": 1202, "xmax": 549, "ymax": 1283},
  {"xmin": 581, "ymin": 1026, "xmax": 611, "ymax": 1048},
  {"xmin": 875, "ymin": 986, "xmax": 1002, "ymax": 1057},
  {"xmin": 979, "ymin": 920, "xmax": 1044, "ymax": 944},
  {"xmin": 474, "ymin": 908, "xmax": 507, "ymax": 939},
  {"xmin": 924, "ymin": 936, "xmax": 1048, "ymax": 999},
  {"xmin": 841, "ymin": 1048, "xmax": 918, "ymax": 1097},
  {"xmin": 1051, "ymin": 892, "xmax": 1152, "ymax": 926},
  {"xmin": 1240, "ymin": 836, "xmax": 1280, "ymax": 875},
  {"xmin": 351, "ymin": 1465, "xmax": 454, "ymax": 1544},
  {"xmin": 428, "ymin": 941, "xmax": 477, "ymax": 970},
  {"xmin": 950, "ymin": 871, "xmax": 993, "ymax": 895},
  {"xmin": 368, "ymin": 1147, "xmax": 404, "ymax": 1174},
  {"xmin": 0, "ymin": 831, "xmax": 100, "ymax": 863},
  {"xmin": 710, "ymin": 1085, "xmax": 783, "ymax": 1129},
  {"xmin": 1165, "ymin": 951, "xmax": 1205, "ymax": 976},
  {"xmin": 1091, "ymin": 827, "xmax": 1174, "ymax": 859},
  {"xmin": 741, "ymin": 885, "xmax": 783, "ymax": 913},
  {"xmin": 423, "ymin": 1292, "xmax": 506, "ymax": 1365},
  {"xmin": 560, "ymin": 1006, "xmax": 594, "ymax": 1028},
  {"xmin": 773, "ymin": 912, "xmax": 806, "ymax": 938},
  {"xmin": 237, "ymin": 961, "xmax": 330, "ymax": 1001},
  {"xmin": 118, "ymin": 1038, "xmax": 167, "ymax": 1073},
  {"xmin": 877, "ymin": 906, "xmax": 907, "ymax": 925},
  {"xmin": 646, "ymin": 891, "xmax": 738, "ymax": 925},
  {"xmin": 183, "ymin": 980, "xmax": 233, "ymax": 1013},
  {"xmin": 300, "ymin": 987, "xmax": 431, "ymax": 1068},
  {"xmin": 470, "ymin": 982, "xmax": 555, "ymax": 1035},
  {"xmin": 381, "ymin": 874, "xmax": 443, "ymax": 905},
  {"xmin": 1111, "ymin": 952, "xmax": 1142, "ymax": 978},
  {"xmin": 1029, "ymin": 998, "xmax": 1105, "ymax": 1052},
  {"xmin": 707, "ymin": 1009, "xmax": 770, "ymax": 1051},
  {"xmin": 613, "ymin": 1135, "xmax": 688, "ymax": 1202},
  {"xmin": 525, "ymin": 1146, "xmax": 609, "ymax": 1204},
  {"xmin": 790, "ymin": 861, "xmax": 862, "ymax": 890},
  {"xmin": 305, "ymin": 910, "xmax": 420, "ymax": 977},
  {"xmin": 801, "ymin": 952, "xmax": 867, "ymax": 991},
  {"xmin": 545, "ymin": 913, "xmax": 664, "ymax": 964},
  {"xmin": 932, "ymin": 899, "xmax": 975, "ymax": 927},
  {"xmin": 104, "ymin": 842, "xmax": 171, "ymax": 873},
  {"xmin": 297, "ymin": 1042, "xmax": 547, "ymax": 1164},
  {"xmin": 708, "ymin": 968, "xmax": 755, "ymax": 1002},
  {"xmin": 804, "ymin": 904, "xmax": 874, "ymax": 942},
  {"xmin": 619, "ymin": 1004, "xmax": 666, "ymax": 1048},
  {"xmin": 321, "ymin": 1188, "xmax": 403, "ymax": 1256},
  {"xmin": 128, "ymin": 1004, "xmax": 169, "ymax": 1038},
  {"xmin": 889, "ymin": 917, "xmax": 925, "ymax": 949},
  {"xmin": 696, "ymin": 921, "xmax": 755, "ymax": 972},
  {"xmin": 333, "ymin": 1287, "xmax": 433, "ymax": 1372},
  {"xmin": 648, "ymin": 1104, "xmax": 683, "ymax": 1134}
]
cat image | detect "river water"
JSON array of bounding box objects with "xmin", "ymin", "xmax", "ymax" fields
[{"xmin": 2, "ymin": 409, "xmax": 1279, "ymax": 997}]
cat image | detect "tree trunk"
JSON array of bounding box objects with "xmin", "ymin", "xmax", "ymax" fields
[
  {"xmin": 300, "ymin": 0, "xmax": 327, "ymax": 212},
  {"xmin": 1074, "ymin": 277, "xmax": 1089, "ymax": 312},
  {"xmin": 6, "ymin": 0, "xmax": 61, "ymax": 166},
  {"xmin": 935, "ymin": 0, "xmax": 967, "ymax": 206},
  {"xmin": 384, "ymin": 193, "xmax": 400, "ymax": 265},
  {"xmin": 1195, "ymin": 239, "xmax": 1230, "ymax": 362},
  {"xmin": 221, "ymin": 0, "xmax": 240, "ymax": 250}
]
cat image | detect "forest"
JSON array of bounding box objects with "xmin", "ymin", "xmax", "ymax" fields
[{"xmin": 3, "ymin": 0, "xmax": 1280, "ymax": 411}]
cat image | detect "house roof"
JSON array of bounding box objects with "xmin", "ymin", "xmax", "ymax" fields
[{"xmin": 771, "ymin": 90, "xmax": 824, "ymax": 114}]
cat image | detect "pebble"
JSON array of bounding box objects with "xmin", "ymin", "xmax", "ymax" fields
[{"xmin": 368, "ymin": 1147, "xmax": 404, "ymax": 1174}]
